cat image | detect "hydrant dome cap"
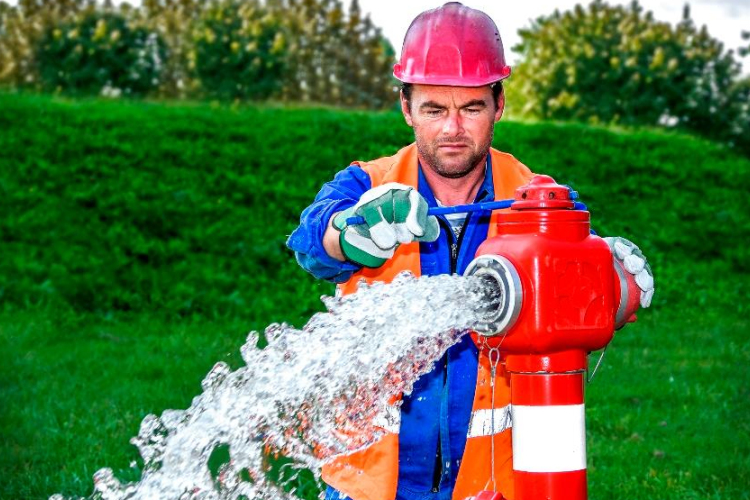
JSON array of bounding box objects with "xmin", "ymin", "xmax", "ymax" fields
[{"xmin": 512, "ymin": 175, "xmax": 575, "ymax": 210}]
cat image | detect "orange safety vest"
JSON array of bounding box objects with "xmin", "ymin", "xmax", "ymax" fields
[{"xmin": 322, "ymin": 143, "xmax": 534, "ymax": 500}]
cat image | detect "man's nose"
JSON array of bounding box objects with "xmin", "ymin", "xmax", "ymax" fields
[{"xmin": 442, "ymin": 111, "xmax": 464, "ymax": 136}]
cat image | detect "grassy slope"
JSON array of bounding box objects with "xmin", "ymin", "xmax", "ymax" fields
[{"xmin": 0, "ymin": 92, "xmax": 748, "ymax": 499}]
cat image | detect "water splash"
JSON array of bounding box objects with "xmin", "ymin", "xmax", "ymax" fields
[{"xmin": 51, "ymin": 273, "xmax": 498, "ymax": 500}]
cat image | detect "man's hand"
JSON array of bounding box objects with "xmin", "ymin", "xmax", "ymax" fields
[
  {"xmin": 332, "ymin": 183, "xmax": 439, "ymax": 268},
  {"xmin": 605, "ymin": 236, "xmax": 655, "ymax": 308}
]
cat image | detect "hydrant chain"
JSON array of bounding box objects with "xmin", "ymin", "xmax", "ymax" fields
[
  {"xmin": 488, "ymin": 346, "xmax": 501, "ymax": 492},
  {"xmin": 587, "ymin": 346, "xmax": 609, "ymax": 384}
]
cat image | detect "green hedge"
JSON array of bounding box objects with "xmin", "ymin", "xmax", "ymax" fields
[{"xmin": 1, "ymin": 92, "xmax": 748, "ymax": 319}]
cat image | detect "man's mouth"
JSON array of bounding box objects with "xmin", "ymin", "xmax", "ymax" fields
[{"xmin": 438, "ymin": 143, "xmax": 469, "ymax": 151}]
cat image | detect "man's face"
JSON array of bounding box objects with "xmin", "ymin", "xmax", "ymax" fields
[{"xmin": 401, "ymin": 84, "xmax": 504, "ymax": 179}]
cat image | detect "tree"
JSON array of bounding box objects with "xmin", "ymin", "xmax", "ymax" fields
[
  {"xmin": 37, "ymin": 10, "xmax": 167, "ymax": 96},
  {"xmin": 0, "ymin": 0, "xmax": 92, "ymax": 88},
  {"xmin": 511, "ymin": 1, "xmax": 749, "ymax": 155},
  {"xmin": 274, "ymin": 0, "xmax": 395, "ymax": 108},
  {"xmin": 137, "ymin": 0, "xmax": 206, "ymax": 98},
  {"xmin": 192, "ymin": 0, "xmax": 287, "ymax": 101},
  {"xmin": 1, "ymin": 0, "xmax": 396, "ymax": 108},
  {"xmin": 740, "ymin": 30, "xmax": 749, "ymax": 57}
]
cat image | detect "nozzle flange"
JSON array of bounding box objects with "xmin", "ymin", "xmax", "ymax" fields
[{"xmin": 464, "ymin": 254, "xmax": 523, "ymax": 336}]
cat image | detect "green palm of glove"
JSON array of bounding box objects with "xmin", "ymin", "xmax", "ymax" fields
[{"xmin": 333, "ymin": 183, "xmax": 440, "ymax": 268}]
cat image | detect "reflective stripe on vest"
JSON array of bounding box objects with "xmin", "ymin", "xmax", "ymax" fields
[
  {"xmin": 322, "ymin": 143, "xmax": 534, "ymax": 500},
  {"xmin": 467, "ymin": 405, "xmax": 512, "ymax": 438}
]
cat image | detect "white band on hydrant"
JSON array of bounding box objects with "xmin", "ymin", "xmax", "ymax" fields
[{"xmin": 511, "ymin": 404, "xmax": 587, "ymax": 472}]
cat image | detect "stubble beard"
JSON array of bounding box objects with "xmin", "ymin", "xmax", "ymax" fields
[{"xmin": 416, "ymin": 133, "xmax": 494, "ymax": 179}]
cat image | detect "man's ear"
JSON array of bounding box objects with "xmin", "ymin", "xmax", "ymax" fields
[
  {"xmin": 495, "ymin": 89, "xmax": 505, "ymax": 122},
  {"xmin": 400, "ymin": 91, "xmax": 414, "ymax": 127}
]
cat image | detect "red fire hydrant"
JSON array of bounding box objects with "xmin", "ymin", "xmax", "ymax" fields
[{"xmin": 464, "ymin": 175, "xmax": 641, "ymax": 500}]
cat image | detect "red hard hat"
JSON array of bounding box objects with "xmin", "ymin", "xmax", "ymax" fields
[{"xmin": 393, "ymin": 2, "xmax": 511, "ymax": 86}]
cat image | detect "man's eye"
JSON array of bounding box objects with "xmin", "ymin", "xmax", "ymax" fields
[
  {"xmin": 425, "ymin": 108, "xmax": 443, "ymax": 116},
  {"xmin": 465, "ymin": 108, "xmax": 482, "ymax": 114}
]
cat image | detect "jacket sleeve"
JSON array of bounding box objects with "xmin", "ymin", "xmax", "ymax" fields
[{"xmin": 286, "ymin": 165, "xmax": 372, "ymax": 283}]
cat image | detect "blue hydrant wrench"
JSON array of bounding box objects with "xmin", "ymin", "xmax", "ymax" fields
[{"xmin": 345, "ymin": 192, "xmax": 583, "ymax": 227}]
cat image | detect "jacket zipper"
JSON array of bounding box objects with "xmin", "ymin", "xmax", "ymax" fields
[
  {"xmin": 431, "ymin": 214, "xmax": 471, "ymax": 493},
  {"xmin": 444, "ymin": 213, "xmax": 470, "ymax": 274},
  {"xmin": 452, "ymin": 218, "xmax": 469, "ymax": 274},
  {"xmin": 436, "ymin": 217, "xmax": 456, "ymax": 273}
]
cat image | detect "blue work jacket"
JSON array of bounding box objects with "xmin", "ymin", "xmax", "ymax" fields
[{"xmin": 287, "ymin": 158, "xmax": 502, "ymax": 499}]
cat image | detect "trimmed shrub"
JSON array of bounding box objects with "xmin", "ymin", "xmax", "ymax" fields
[
  {"xmin": 510, "ymin": 0, "xmax": 750, "ymax": 156},
  {"xmin": 36, "ymin": 11, "xmax": 167, "ymax": 97}
]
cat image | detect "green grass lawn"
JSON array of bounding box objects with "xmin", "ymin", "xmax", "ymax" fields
[{"xmin": 1, "ymin": 92, "xmax": 748, "ymax": 499}]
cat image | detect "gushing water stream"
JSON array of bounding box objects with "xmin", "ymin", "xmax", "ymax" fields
[{"xmin": 51, "ymin": 273, "xmax": 499, "ymax": 500}]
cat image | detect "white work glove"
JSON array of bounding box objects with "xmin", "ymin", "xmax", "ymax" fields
[
  {"xmin": 332, "ymin": 183, "xmax": 440, "ymax": 268},
  {"xmin": 604, "ymin": 236, "xmax": 654, "ymax": 308}
]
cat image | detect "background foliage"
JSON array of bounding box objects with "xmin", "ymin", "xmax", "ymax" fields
[
  {"xmin": 278, "ymin": 0, "xmax": 394, "ymax": 108},
  {"xmin": 4, "ymin": 0, "xmax": 749, "ymax": 145},
  {"xmin": 508, "ymin": 0, "xmax": 750, "ymax": 156},
  {"xmin": 192, "ymin": 0, "xmax": 286, "ymax": 100},
  {"xmin": 37, "ymin": 10, "xmax": 167, "ymax": 97},
  {"xmin": 2, "ymin": 92, "xmax": 746, "ymax": 318},
  {"xmin": 0, "ymin": 0, "xmax": 396, "ymax": 107},
  {"xmin": 1, "ymin": 92, "xmax": 749, "ymax": 499}
]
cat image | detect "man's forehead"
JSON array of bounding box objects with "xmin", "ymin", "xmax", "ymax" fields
[{"xmin": 411, "ymin": 84, "xmax": 494, "ymax": 106}]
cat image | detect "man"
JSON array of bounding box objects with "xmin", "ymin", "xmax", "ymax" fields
[{"xmin": 287, "ymin": 3, "xmax": 654, "ymax": 500}]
